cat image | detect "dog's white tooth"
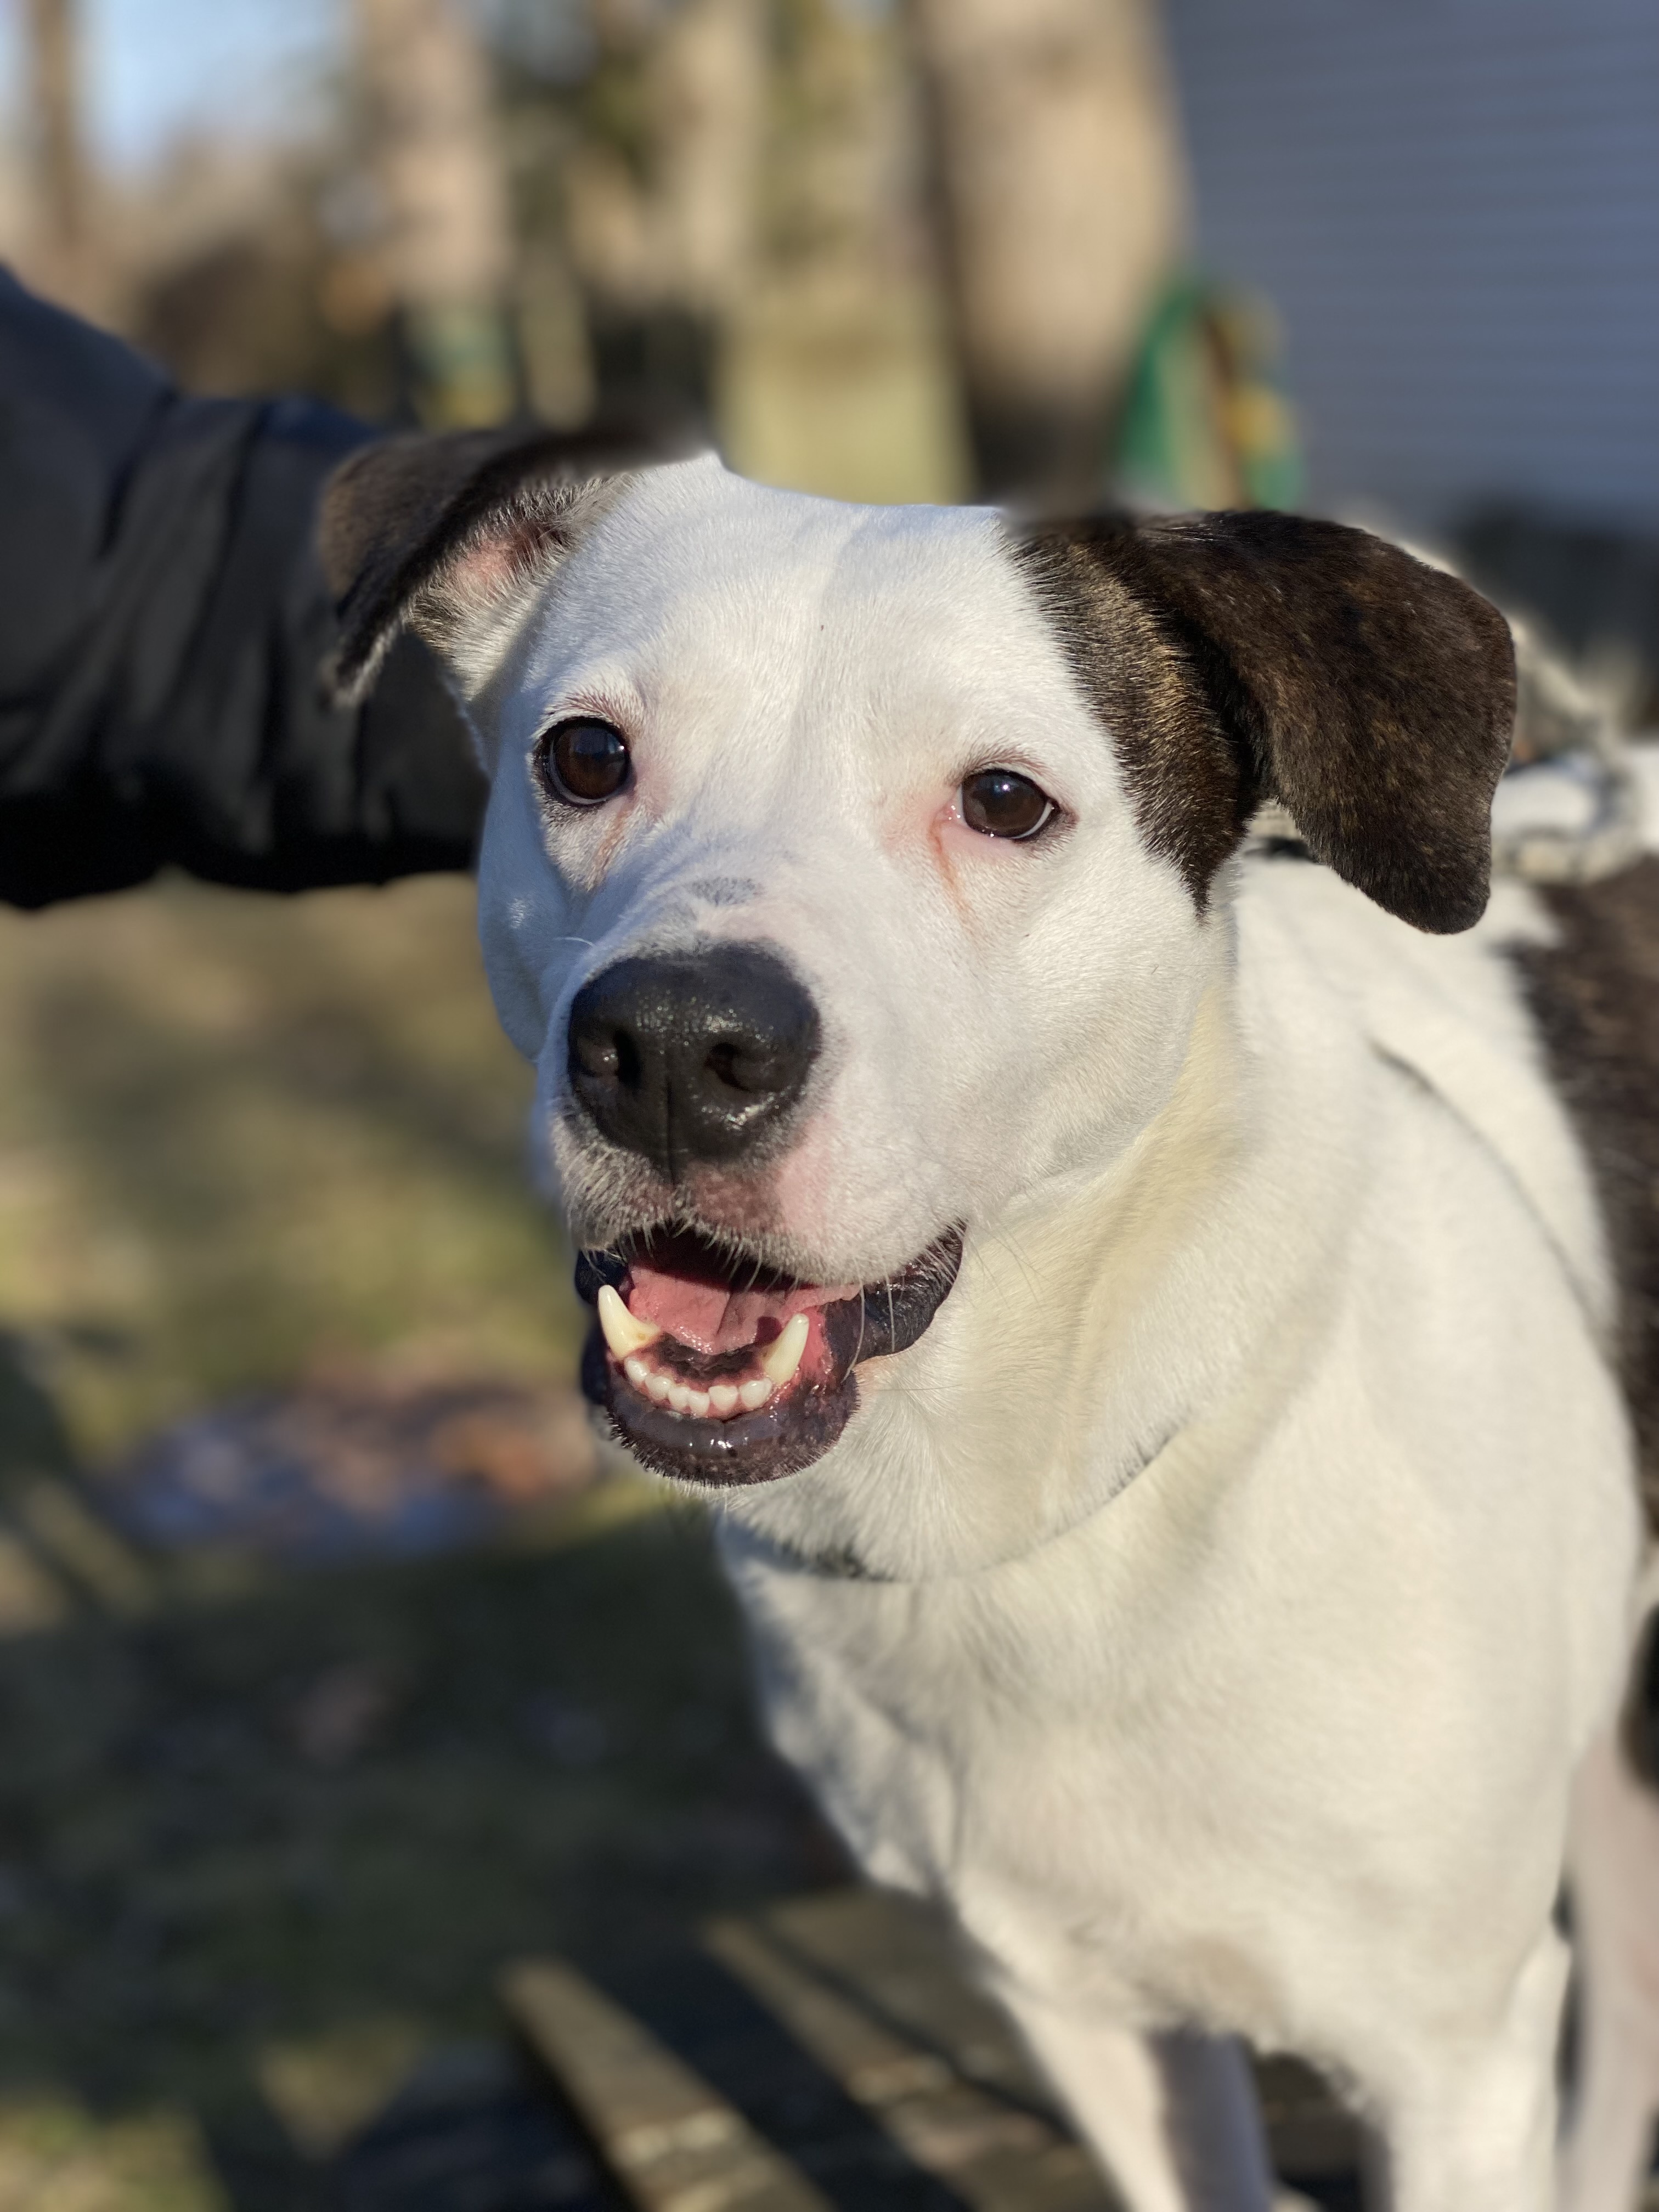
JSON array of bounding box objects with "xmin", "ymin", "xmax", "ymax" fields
[
  {"xmin": 667, "ymin": 1383, "xmax": 694, "ymax": 1413},
  {"xmin": 624, "ymin": 1355, "xmax": 650, "ymax": 1387},
  {"xmin": 759, "ymin": 1312, "xmax": 809, "ymax": 1387},
  {"xmin": 709, "ymin": 1384, "xmax": 740, "ymax": 1417},
  {"xmin": 645, "ymin": 1371, "xmax": 673, "ymax": 1403},
  {"xmin": 687, "ymin": 1389, "xmax": 712, "ymax": 1418},
  {"xmin": 597, "ymin": 1283, "xmax": 662, "ymax": 1358},
  {"xmin": 738, "ymin": 1377, "xmax": 773, "ymax": 1412}
]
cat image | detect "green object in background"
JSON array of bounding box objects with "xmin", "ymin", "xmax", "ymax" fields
[
  {"xmin": 1116, "ymin": 275, "xmax": 1304, "ymax": 512},
  {"xmin": 403, "ymin": 302, "xmax": 521, "ymax": 431}
]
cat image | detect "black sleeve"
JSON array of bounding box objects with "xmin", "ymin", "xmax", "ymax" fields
[{"xmin": 0, "ymin": 269, "xmax": 486, "ymax": 907}]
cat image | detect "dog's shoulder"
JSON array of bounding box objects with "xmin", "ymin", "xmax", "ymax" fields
[{"xmin": 1235, "ymin": 850, "xmax": 1615, "ymax": 1342}]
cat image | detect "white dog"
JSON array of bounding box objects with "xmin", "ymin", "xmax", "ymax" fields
[{"xmin": 321, "ymin": 433, "xmax": 1659, "ymax": 2212}]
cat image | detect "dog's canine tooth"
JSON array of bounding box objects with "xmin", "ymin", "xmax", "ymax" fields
[
  {"xmin": 645, "ymin": 1370, "xmax": 673, "ymax": 1403},
  {"xmin": 597, "ymin": 1283, "xmax": 663, "ymax": 1358},
  {"xmin": 738, "ymin": 1376, "xmax": 774, "ymax": 1412},
  {"xmin": 759, "ymin": 1312, "xmax": 810, "ymax": 1387},
  {"xmin": 709, "ymin": 1383, "xmax": 740, "ymax": 1416}
]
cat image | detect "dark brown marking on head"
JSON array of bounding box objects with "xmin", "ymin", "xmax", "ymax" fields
[
  {"xmin": 319, "ymin": 416, "xmax": 695, "ymax": 707},
  {"xmin": 1015, "ymin": 511, "xmax": 1518, "ymax": 934}
]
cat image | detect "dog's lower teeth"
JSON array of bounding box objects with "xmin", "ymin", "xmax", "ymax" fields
[{"xmin": 618, "ymin": 1344, "xmax": 785, "ymax": 1420}]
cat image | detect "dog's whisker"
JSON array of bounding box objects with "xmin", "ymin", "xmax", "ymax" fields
[{"xmin": 975, "ymin": 1225, "xmax": 1046, "ymax": 1317}]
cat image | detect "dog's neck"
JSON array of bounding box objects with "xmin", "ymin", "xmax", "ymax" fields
[{"xmin": 718, "ymin": 906, "xmax": 1368, "ymax": 1583}]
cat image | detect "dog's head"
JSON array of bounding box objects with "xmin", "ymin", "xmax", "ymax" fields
[{"xmin": 322, "ymin": 433, "xmax": 1515, "ymax": 1492}]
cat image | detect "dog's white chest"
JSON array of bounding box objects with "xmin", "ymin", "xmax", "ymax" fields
[
  {"xmin": 716, "ymin": 999, "xmax": 1642, "ymax": 2056},
  {"xmin": 721, "ymin": 1528, "xmax": 1302, "ymax": 2040}
]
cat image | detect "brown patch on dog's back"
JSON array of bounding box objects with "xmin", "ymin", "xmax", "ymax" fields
[{"xmin": 1514, "ymin": 857, "xmax": 1659, "ymax": 1536}]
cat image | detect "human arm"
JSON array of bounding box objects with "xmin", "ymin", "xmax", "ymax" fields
[{"xmin": 0, "ymin": 270, "xmax": 484, "ymax": 906}]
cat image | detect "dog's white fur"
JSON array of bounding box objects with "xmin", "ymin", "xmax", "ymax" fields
[{"xmin": 403, "ymin": 456, "xmax": 1656, "ymax": 2210}]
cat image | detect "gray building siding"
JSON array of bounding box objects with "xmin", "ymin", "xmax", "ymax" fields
[{"xmin": 1163, "ymin": 0, "xmax": 1659, "ymax": 534}]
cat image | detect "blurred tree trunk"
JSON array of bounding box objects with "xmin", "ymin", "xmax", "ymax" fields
[
  {"xmin": 352, "ymin": 0, "xmax": 518, "ymax": 426},
  {"xmin": 25, "ymin": 0, "xmax": 97, "ymax": 312},
  {"xmin": 568, "ymin": 0, "xmax": 765, "ymax": 431},
  {"xmin": 906, "ymin": 0, "xmax": 1189, "ymax": 502},
  {"xmin": 653, "ymin": 0, "xmax": 765, "ymax": 324}
]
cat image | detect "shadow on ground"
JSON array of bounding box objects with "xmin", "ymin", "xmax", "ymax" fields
[{"xmin": 0, "ymin": 1494, "xmax": 845, "ymax": 2208}]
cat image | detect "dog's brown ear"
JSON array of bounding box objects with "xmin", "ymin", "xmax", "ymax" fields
[
  {"xmin": 1020, "ymin": 511, "xmax": 1517, "ymax": 933},
  {"xmin": 319, "ymin": 420, "xmax": 689, "ymax": 707}
]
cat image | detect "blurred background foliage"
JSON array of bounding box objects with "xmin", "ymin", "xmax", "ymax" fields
[{"xmin": 2, "ymin": 0, "xmax": 1252, "ymax": 509}]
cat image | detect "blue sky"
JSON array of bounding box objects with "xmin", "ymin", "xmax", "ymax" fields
[{"xmin": 2, "ymin": 0, "xmax": 343, "ymax": 171}]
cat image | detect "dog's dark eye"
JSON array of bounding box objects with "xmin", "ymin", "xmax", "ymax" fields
[
  {"xmin": 537, "ymin": 718, "xmax": 631, "ymax": 807},
  {"xmin": 960, "ymin": 768, "xmax": 1057, "ymax": 842}
]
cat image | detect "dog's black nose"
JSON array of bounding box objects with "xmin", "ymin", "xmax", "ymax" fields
[{"xmin": 567, "ymin": 944, "xmax": 821, "ymax": 1178}]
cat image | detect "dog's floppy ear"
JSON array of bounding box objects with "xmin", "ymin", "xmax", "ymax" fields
[
  {"xmin": 1020, "ymin": 511, "xmax": 1517, "ymax": 933},
  {"xmin": 319, "ymin": 419, "xmax": 687, "ymax": 708}
]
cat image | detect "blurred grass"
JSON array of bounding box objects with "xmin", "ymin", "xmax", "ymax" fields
[
  {"xmin": 0, "ymin": 873, "xmax": 580, "ymax": 1469},
  {"xmin": 0, "ymin": 875, "xmax": 841, "ymax": 2207},
  {"xmin": 0, "ymin": 2091, "xmax": 225, "ymax": 2212}
]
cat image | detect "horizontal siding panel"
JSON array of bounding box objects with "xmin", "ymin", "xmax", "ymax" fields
[{"xmin": 1165, "ymin": 0, "xmax": 1659, "ymax": 532}]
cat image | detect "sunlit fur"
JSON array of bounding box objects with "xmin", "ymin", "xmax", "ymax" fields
[{"xmin": 447, "ymin": 456, "xmax": 1650, "ymax": 2212}]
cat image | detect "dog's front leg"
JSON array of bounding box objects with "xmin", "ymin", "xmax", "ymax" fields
[
  {"xmin": 995, "ymin": 1986, "xmax": 1276, "ymax": 2212},
  {"xmin": 1363, "ymin": 1925, "xmax": 1568, "ymax": 2212}
]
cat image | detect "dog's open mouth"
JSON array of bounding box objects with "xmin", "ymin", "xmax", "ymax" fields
[{"xmin": 575, "ymin": 1224, "xmax": 963, "ymax": 1486}]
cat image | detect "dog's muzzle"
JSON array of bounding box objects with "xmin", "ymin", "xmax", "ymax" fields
[
  {"xmin": 575, "ymin": 1225, "xmax": 964, "ymax": 1487},
  {"xmin": 563, "ymin": 937, "xmax": 960, "ymax": 1483}
]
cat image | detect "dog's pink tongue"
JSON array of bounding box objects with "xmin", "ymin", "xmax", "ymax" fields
[{"xmin": 627, "ymin": 1265, "xmax": 853, "ymax": 1355}]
